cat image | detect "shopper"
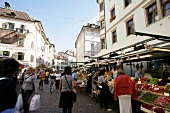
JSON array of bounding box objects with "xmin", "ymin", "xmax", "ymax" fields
[
  {"xmin": 39, "ymin": 70, "xmax": 45, "ymax": 89},
  {"xmin": 114, "ymin": 69, "xmax": 137, "ymax": 113},
  {"xmin": 98, "ymin": 69, "xmax": 110, "ymax": 111},
  {"xmin": 21, "ymin": 67, "xmax": 38, "ymax": 113},
  {"xmin": 59, "ymin": 66, "xmax": 75, "ymax": 113},
  {"xmin": 55, "ymin": 70, "xmax": 61, "ymax": 92},
  {"xmin": 45, "ymin": 70, "xmax": 50, "ymax": 84},
  {"xmin": 112, "ymin": 66, "xmax": 118, "ymax": 78},
  {"xmin": 0, "ymin": 58, "xmax": 20, "ymax": 112}
]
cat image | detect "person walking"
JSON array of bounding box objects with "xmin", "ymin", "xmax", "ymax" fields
[
  {"xmin": 55, "ymin": 70, "xmax": 61, "ymax": 92},
  {"xmin": 21, "ymin": 67, "xmax": 38, "ymax": 113},
  {"xmin": 114, "ymin": 69, "xmax": 138, "ymax": 113},
  {"xmin": 59, "ymin": 66, "xmax": 75, "ymax": 113},
  {"xmin": 45, "ymin": 70, "xmax": 50, "ymax": 84},
  {"xmin": 0, "ymin": 58, "xmax": 20, "ymax": 112},
  {"xmin": 98, "ymin": 69, "xmax": 110, "ymax": 111},
  {"xmin": 39, "ymin": 70, "xmax": 45, "ymax": 89}
]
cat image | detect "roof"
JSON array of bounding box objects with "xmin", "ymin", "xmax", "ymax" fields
[{"xmin": 0, "ymin": 7, "xmax": 32, "ymax": 21}]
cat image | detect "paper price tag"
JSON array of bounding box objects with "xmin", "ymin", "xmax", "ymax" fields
[
  {"xmin": 164, "ymin": 92, "xmax": 169, "ymax": 97},
  {"xmin": 138, "ymin": 81, "xmax": 141, "ymax": 84}
]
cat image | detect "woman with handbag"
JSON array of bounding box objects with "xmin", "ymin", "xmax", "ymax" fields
[
  {"xmin": 21, "ymin": 67, "xmax": 38, "ymax": 113},
  {"xmin": 59, "ymin": 66, "xmax": 75, "ymax": 113},
  {"xmin": 0, "ymin": 58, "xmax": 20, "ymax": 112}
]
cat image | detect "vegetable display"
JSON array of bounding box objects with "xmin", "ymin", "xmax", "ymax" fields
[
  {"xmin": 149, "ymin": 78, "xmax": 159, "ymax": 85},
  {"xmin": 139, "ymin": 92, "xmax": 159, "ymax": 103}
]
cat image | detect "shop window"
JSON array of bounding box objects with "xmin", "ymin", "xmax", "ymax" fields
[
  {"xmin": 18, "ymin": 38, "xmax": 24, "ymax": 46},
  {"xmin": 146, "ymin": 2, "xmax": 158, "ymax": 25},
  {"xmin": 125, "ymin": 0, "xmax": 132, "ymax": 7},
  {"xmin": 17, "ymin": 52, "xmax": 24, "ymax": 60},
  {"xmin": 100, "ymin": 19, "xmax": 105, "ymax": 29},
  {"xmin": 126, "ymin": 18, "xmax": 134, "ymax": 35},
  {"xmin": 101, "ymin": 38, "xmax": 106, "ymax": 49},
  {"xmin": 110, "ymin": 8, "xmax": 116, "ymax": 22},
  {"xmin": 161, "ymin": 0, "xmax": 170, "ymax": 17},
  {"xmin": 3, "ymin": 51, "xmax": 10, "ymax": 56},
  {"xmin": 112, "ymin": 30, "xmax": 117, "ymax": 43},
  {"xmin": 100, "ymin": 2, "xmax": 104, "ymax": 12}
]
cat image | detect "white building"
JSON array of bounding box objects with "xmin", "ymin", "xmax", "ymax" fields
[
  {"xmin": 75, "ymin": 23, "xmax": 100, "ymax": 63},
  {"xmin": 0, "ymin": 3, "xmax": 55, "ymax": 67},
  {"xmin": 96, "ymin": 0, "xmax": 170, "ymax": 75},
  {"xmin": 54, "ymin": 52, "xmax": 68, "ymax": 71},
  {"xmin": 65, "ymin": 50, "xmax": 76, "ymax": 68}
]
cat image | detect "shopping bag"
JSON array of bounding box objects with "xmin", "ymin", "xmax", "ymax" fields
[
  {"xmin": 1, "ymin": 108, "xmax": 21, "ymax": 113},
  {"xmin": 29, "ymin": 94, "xmax": 40, "ymax": 111},
  {"xmin": 15, "ymin": 94, "xmax": 23, "ymax": 110}
]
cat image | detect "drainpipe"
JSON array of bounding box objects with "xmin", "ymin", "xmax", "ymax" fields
[{"xmin": 103, "ymin": 0, "xmax": 107, "ymax": 49}]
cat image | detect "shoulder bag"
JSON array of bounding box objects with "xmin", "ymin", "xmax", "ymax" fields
[{"xmin": 64, "ymin": 75, "xmax": 77, "ymax": 103}]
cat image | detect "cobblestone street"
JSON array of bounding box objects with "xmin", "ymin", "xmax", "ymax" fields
[{"xmin": 18, "ymin": 81, "xmax": 119, "ymax": 113}]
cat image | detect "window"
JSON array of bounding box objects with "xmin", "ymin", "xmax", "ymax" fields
[
  {"xmin": 91, "ymin": 43, "xmax": 94, "ymax": 50},
  {"xmin": 3, "ymin": 51, "xmax": 10, "ymax": 56},
  {"xmin": 18, "ymin": 38, "xmax": 24, "ymax": 46},
  {"xmin": 126, "ymin": 18, "xmax": 134, "ymax": 35},
  {"xmin": 2, "ymin": 22, "xmax": 15, "ymax": 29},
  {"xmin": 8, "ymin": 22, "xmax": 15, "ymax": 30},
  {"xmin": 125, "ymin": 0, "xmax": 132, "ymax": 7},
  {"xmin": 91, "ymin": 52, "xmax": 95, "ymax": 56},
  {"xmin": 31, "ymin": 42, "xmax": 34, "ymax": 50},
  {"xmin": 100, "ymin": 2, "xmax": 104, "ymax": 12},
  {"xmin": 161, "ymin": 0, "xmax": 170, "ymax": 17},
  {"xmin": 101, "ymin": 38, "xmax": 106, "ymax": 49},
  {"xmin": 146, "ymin": 2, "xmax": 158, "ymax": 24},
  {"xmin": 30, "ymin": 55, "xmax": 34, "ymax": 62},
  {"xmin": 112, "ymin": 30, "xmax": 117, "ymax": 43},
  {"xmin": 17, "ymin": 52, "xmax": 24, "ymax": 60},
  {"xmin": 100, "ymin": 20, "xmax": 105, "ymax": 29},
  {"xmin": 110, "ymin": 8, "xmax": 116, "ymax": 22}
]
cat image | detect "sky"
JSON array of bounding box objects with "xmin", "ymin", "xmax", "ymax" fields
[{"xmin": 0, "ymin": 0, "xmax": 99, "ymax": 53}]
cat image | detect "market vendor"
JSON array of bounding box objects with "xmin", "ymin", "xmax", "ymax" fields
[{"xmin": 135, "ymin": 68, "xmax": 143, "ymax": 78}]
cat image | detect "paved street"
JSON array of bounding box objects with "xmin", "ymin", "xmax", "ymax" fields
[{"xmin": 17, "ymin": 81, "xmax": 119, "ymax": 113}]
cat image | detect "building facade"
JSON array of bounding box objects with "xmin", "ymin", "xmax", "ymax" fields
[
  {"xmin": 0, "ymin": 3, "xmax": 55, "ymax": 67},
  {"xmin": 97, "ymin": 0, "xmax": 170, "ymax": 55},
  {"xmin": 96, "ymin": 0, "xmax": 170, "ymax": 75},
  {"xmin": 75, "ymin": 23, "xmax": 100, "ymax": 63}
]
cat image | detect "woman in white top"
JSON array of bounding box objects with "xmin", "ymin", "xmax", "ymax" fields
[{"xmin": 55, "ymin": 70, "xmax": 61, "ymax": 91}]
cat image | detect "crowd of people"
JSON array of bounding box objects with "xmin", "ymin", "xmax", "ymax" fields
[
  {"xmin": 0, "ymin": 57, "xmax": 142, "ymax": 113},
  {"xmin": 0, "ymin": 57, "xmax": 78, "ymax": 113}
]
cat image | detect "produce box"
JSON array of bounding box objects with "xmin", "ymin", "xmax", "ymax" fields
[{"xmin": 141, "ymin": 106, "xmax": 153, "ymax": 113}]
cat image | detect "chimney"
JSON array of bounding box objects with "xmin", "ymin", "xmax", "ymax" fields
[{"xmin": 4, "ymin": 2, "xmax": 10, "ymax": 9}]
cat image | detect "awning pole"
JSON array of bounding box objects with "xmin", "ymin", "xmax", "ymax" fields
[{"xmin": 130, "ymin": 62, "xmax": 132, "ymax": 77}]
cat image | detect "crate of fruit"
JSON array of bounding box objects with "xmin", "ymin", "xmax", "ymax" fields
[{"xmin": 141, "ymin": 105, "xmax": 153, "ymax": 113}]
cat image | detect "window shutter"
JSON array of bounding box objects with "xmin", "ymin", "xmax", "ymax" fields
[{"xmin": 2, "ymin": 22, "xmax": 7, "ymax": 29}]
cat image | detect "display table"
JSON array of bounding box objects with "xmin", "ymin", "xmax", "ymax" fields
[{"xmin": 78, "ymin": 85, "xmax": 86, "ymax": 93}]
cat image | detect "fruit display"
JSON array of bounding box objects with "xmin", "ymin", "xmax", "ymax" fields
[
  {"xmin": 154, "ymin": 95, "xmax": 170, "ymax": 108},
  {"xmin": 153, "ymin": 107, "xmax": 165, "ymax": 113},
  {"xmin": 142, "ymin": 104, "xmax": 153, "ymax": 110},
  {"xmin": 139, "ymin": 92, "xmax": 159, "ymax": 104}
]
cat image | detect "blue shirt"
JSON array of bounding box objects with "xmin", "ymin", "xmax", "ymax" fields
[
  {"xmin": 72, "ymin": 72, "xmax": 77, "ymax": 79},
  {"xmin": 135, "ymin": 71, "xmax": 143, "ymax": 78}
]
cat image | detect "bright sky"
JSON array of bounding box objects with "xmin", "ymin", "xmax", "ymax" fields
[{"xmin": 0, "ymin": 0, "xmax": 99, "ymax": 53}]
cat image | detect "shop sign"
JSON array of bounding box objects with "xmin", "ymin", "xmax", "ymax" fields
[{"xmin": 0, "ymin": 44, "xmax": 26, "ymax": 51}]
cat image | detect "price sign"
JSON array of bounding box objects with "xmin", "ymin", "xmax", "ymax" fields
[
  {"xmin": 138, "ymin": 81, "xmax": 141, "ymax": 84},
  {"xmin": 164, "ymin": 92, "xmax": 169, "ymax": 97}
]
